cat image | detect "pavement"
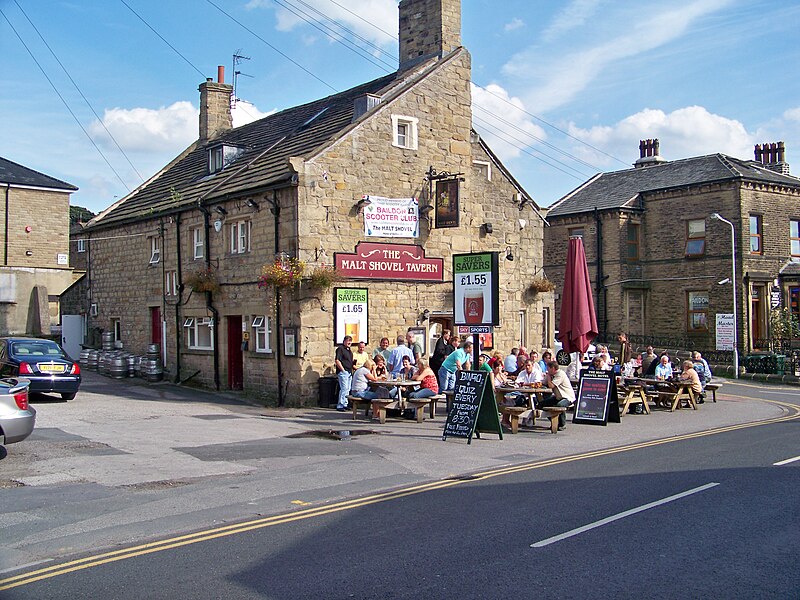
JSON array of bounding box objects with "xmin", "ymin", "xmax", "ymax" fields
[{"xmin": 0, "ymin": 370, "xmax": 795, "ymax": 574}]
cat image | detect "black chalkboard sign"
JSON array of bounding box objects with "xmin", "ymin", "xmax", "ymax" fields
[
  {"xmin": 573, "ymin": 368, "xmax": 620, "ymax": 425},
  {"xmin": 443, "ymin": 370, "xmax": 502, "ymax": 443}
]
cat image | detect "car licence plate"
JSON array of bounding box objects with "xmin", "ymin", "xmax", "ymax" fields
[{"xmin": 38, "ymin": 363, "xmax": 66, "ymax": 374}]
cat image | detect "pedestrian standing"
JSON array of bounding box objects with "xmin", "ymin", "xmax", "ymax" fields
[
  {"xmin": 430, "ymin": 329, "xmax": 451, "ymax": 374},
  {"xmin": 335, "ymin": 336, "xmax": 354, "ymax": 411}
]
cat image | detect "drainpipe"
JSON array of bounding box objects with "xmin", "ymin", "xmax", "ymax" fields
[
  {"xmin": 3, "ymin": 184, "xmax": 8, "ymax": 265},
  {"xmin": 173, "ymin": 213, "xmax": 183, "ymax": 383},
  {"xmin": 594, "ymin": 208, "xmax": 606, "ymax": 338},
  {"xmin": 271, "ymin": 189, "xmax": 285, "ymax": 407},
  {"xmin": 198, "ymin": 203, "xmax": 220, "ymax": 390}
]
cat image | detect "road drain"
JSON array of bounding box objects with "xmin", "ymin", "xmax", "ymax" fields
[{"xmin": 287, "ymin": 429, "xmax": 379, "ymax": 441}]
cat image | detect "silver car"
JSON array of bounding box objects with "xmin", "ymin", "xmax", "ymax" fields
[{"xmin": 0, "ymin": 378, "xmax": 36, "ymax": 445}]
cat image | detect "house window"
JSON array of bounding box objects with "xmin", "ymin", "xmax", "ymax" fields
[
  {"xmin": 687, "ymin": 291, "xmax": 709, "ymax": 331},
  {"xmin": 791, "ymin": 220, "xmax": 800, "ymax": 259},
  {"xmin": 685, "ymin": 219, "xmax": 705, "ymax": 257},
  {"xmin": 165, "ymin": 270, "xmax": 178, "ymax": 296},
  {"xmin": 749, "ymin": 215, "xmax": 762, "ymax": 254},
  {"xmin": 252, "ymin": 316, "xmax": 273, "ymax": 354},
  {"xmin": 230, "ymin": 220, "xmax": 250, "ymax": 254},
  {"xmin": 111, "ymin": 318, "xmax": 122, "ymax": 343},
  {"xmin": 391, "ymin": 115, "xmax": 418, "ymax": 150},
  {"xmin": 209, "ymin": 147, "xmax": 224, "ymax": 173},
  {"xmin": 184, "ymin": 317, "xmax": 214, "ymax": 350},
  {"xmin": 192, "ymin": 228, "xmax": 204, "ymax": 260},
  {"xmin": 626, "ymin": 223, "xmax": 640, "ymax": 262},
  {"xmin": 568, "ymin": 227, "xmax": 584, "ymax": 239},
  {"xmin": 77, "ymin": 238, "xmax": 86, "ymax": 253},
  {"xmin": 149, "ymin": 236, "xmax": 161, "ymax": 264}
]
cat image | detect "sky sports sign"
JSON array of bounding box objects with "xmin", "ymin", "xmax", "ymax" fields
[{"xmin": 453, "ymin": 252, "xmax": 499, "ymax": 327}]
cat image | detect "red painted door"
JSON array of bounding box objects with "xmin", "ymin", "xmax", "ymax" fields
[
  {"xmin": 150, "ymin": 306, "xmax": 161, "ymax": 345},
  {"xmin": 227, "ymin": 315, "xmax": 243, "ymax": 390}
]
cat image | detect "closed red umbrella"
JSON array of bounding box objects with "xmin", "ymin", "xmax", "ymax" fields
[{"xmin": 557, "ymin": 236, "xmax": 598, "ymax": 354}]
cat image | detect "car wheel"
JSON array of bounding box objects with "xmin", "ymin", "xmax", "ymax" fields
[{"xmin": 61, "ymin": 393, "xmax": 76, "ymax": 401}]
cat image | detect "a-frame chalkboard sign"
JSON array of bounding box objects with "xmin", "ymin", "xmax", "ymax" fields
[
  {"xmin": 573, "ymin": 368, "xmax": 620, "ymax": 425},
  {"xmin": 442, "ymin": 370, "xmax": 503, "ymax": 443}
]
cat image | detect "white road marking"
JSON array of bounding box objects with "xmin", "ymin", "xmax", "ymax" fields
[
  {"xmin": 774, "ymin": 455, "xmax": 800, "ymax": 466},
  {"xmin": 0, "ymin": 559, "xmax": 53, "ymax": 575},
  {"xmin": 530, "ymin": 482, "xmax": 720, "ymax": 548}
]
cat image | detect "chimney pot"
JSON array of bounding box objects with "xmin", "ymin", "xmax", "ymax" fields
[{"xmin": 217, "ymin": 65, "xmax": 225, "ymax": 84}]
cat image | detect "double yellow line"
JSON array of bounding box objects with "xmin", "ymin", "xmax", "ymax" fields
[{"xmin": 3, "ymin": 398, "xmax": 797, "ymax": 591}]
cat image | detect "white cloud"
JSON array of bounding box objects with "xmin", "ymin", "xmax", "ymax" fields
[
  {"xmin": 247, "ymin": 0, "xmax": 397, "ymax": 47},
  {"xmin": 784, "ymin": 107, "xmax": 800, "ymax": 122},
  {"xmin": 232, "ymin": 101, "xmax": 276, "ymax": 127},
  {"xmin": 566, "ymin": 105, "xmax": 756, "ymax": 167},
  {"xmin": 541, "ymin": 0, "xmax": 601, "ymax": 42},
  {"xmin": 504, "ymin": 17, "xmax": 525, "ymax": 32},
  {"xmin": 471, "ymin": 83, "xmax": 547, "ymax": 161},
  {"xmin": 503, "ymin": 0, "xmax": 733, "ymax": 113},
  {"xmin": 88, "ymin": 101, "xmax": 197, "ymax": 154}
]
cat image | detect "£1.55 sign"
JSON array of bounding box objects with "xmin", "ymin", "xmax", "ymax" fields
[{"xmin": 453, "ymin": 252, "xmax": 499, "ymax": 327}]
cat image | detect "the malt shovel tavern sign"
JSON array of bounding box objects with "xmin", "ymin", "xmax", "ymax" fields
[{"xmin": 334, "ymin": 242, "xmax": 444, "ymax": 282}]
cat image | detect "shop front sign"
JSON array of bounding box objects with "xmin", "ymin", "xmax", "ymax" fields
[
  {"xmin": 362, "ymin": 196, "xmax": 419, "ymax": 238},
  {"xmin": 334, "ymin": 242, "xmax": 443, "ymax": 281}
]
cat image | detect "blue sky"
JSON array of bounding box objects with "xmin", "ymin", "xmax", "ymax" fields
[{"xmin": 2, "ymin": 0, "xmax": 799, "ymax": 214}]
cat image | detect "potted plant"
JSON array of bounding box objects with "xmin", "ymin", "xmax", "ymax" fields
[
  {"xmin": 258, "ymin": 257, "xmax": 305, "ymax": 289},
  {"xmin": 184, "ymin": 267, "xmax": 220, "ymax": 293},
  {"xmin": 528, "ymin": 276, "xmax": 556, "ymax": 294},
  {"xmin": 306, "ymin": 264, "xmax": 339, "ymax": 291}
]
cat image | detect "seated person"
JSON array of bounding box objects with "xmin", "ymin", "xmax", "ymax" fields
[
  {"xmin": 398, "ymin": 355, "xmax": 416, "ymax": 381},
  {"xmin": 515, "ymin": 358, "xmax": 544, "ymax": 386},
  {"xmin": 478, "ymin": 353, "xmax": 492, "ymax": 373},
  {"xmin": 350, "ymin": 359, "xmax": 380, "ymax": 400},
  {"xmin": 409, "ymin": 358, "xmax": 439, "ymax": 399},
  {"xmin": 352, "ymin": 341, "xmax": 369, "ymax": 371},
  {"xmin": 369, "ymin": 355, "xmax": 396, "ymax": 398},
  {"xmin": 504, "ymin": 349, "xmax": 520, "ymax": 375},
  {"xmin": 654, "ymin": 355, "xmax": 673, "ymax": 380},
  {"xmin": 692, "ymin": 351, "xmax": 712, "ymax": 384},
  {"xmin": 621, "ymin": 355, "xmax": 640, "ymax": 378},
  {"xmin": 540, "ymin": 361, "xmax": 576, "ymax": 431},
  {"xmin": 679, "ymin": 359, "xmax": 704, "ymax": 403}
]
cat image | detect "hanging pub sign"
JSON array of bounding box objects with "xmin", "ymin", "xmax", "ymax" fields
[
  {"xmin": 453, "ymin": 252, "xmax": 500, "ymax": 326},
  {"xmin": 334, "ymin": 288, "xmax": 368, "ymax": 345},
  {"xmin": 362, "ymin": 196, "xmax": 419, "ymax": 238},
  {"xmin": 573, "ymin": 368, "xmax": 620, "ymax": 426},
  {"xmin": 435, "ymin": 179, "xmax": 460, "ymax": 228},
  {"xmin": 334, "ymin": 242, "xmax": 443, "ymax": 281}
]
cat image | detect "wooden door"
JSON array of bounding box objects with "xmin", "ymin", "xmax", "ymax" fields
[{"xmin": 227, "ymin": 315, "xmax": 243, "ymax": 390}]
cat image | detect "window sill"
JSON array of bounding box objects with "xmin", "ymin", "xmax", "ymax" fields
[{"xmin": 184, "ymin": 348, "xmax": 214, "ymax": 355}]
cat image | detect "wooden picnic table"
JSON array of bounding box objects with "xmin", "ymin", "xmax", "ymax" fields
[
  {"xmin": 495, "ymin": 386, "xmax": 556, "ymax": 433},
  {"xmin": 625, "ymin": 377, "xmax": 698, "ymax": 412}
]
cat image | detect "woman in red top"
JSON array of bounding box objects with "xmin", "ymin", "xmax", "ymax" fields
[{"xmin": 409, "ymin": 358, "xmax": 439, "ymax": 398}]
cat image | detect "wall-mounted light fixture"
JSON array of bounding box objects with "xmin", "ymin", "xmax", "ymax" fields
[
  {"xmin": 421, "ymin": 308, "xmax": 431, "ymax": 320},
  {"xmin": 355, "ymin": 197, "xmax": 372, "ymax": 213},
  {"xmin": 505, "ymin": 246, "xmax": 514, "ymax": 261},
  {"xmin": 246, "ymin": 199, "xmax": 260, "ymax": 211},
  {"xmin": 419, "ymin": 204, "xmax": 434, "ymax": 216},
  {"xmin": 214, "ymin": 206, "xmax": 227, "ymax": 216},
  {"xmin": 482, "ymin": 222, "xmax": 493, "ymax": 235}
]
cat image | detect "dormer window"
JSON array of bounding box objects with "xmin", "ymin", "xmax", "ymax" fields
[{"xmin": 208, "ymin": 144, "xmax": 245, "ymax": 174}]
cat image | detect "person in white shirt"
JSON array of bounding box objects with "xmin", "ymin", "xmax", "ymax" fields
[{"xmin": 515, "ymin": 358, "xmax": 544, "ymax": 385}]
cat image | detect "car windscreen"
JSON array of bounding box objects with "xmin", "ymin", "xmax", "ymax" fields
[{"xmin": 10, "ymin": 341, "xmax": 66, "ymax": 359}]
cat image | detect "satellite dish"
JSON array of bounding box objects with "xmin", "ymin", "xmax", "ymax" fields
[
  {"xmin": 556, "ymin": 349, "xmax": 571, "ymax": 366},
  {"xmin": 214, "ymin": 219, "xmax": 223, "ymax": 232}
]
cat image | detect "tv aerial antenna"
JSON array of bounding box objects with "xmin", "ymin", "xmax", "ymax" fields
[{"xmin": 232, "ymin": 50, "xmax": 252, "ymax": 107}]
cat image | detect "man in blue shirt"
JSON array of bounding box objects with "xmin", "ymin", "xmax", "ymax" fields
[
  {"xmin": 438, "ymin": 340, "xmax": 473, "ymax": 391},
  {"xmin": 388, "ymin": 335, "xmax": 415, "ymax": 376}
]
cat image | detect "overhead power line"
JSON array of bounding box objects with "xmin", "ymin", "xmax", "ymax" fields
[{"xmin": 0, "ymin": 8, "xmax": 130, "ymax": 191}]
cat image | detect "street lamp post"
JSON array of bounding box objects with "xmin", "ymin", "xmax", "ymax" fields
[{"xmin": 710, "ymin": 213, "xmax": 739, "ymax": 378}]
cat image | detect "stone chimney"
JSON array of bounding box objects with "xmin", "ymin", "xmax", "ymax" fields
[
  {"xmin": 634, "ymin": 138, "xmax": 667, "ymax": 168},
  {"xmin": 199, "ymin": 66, "xmax": 233, "ymax": 143},
  {"xmin": 399, "ymin": 0, "xmax": 462, "ymax": 71},
  {"xmin": 754, "ymin": 141, "xmax": 790, "ymax": 175}
]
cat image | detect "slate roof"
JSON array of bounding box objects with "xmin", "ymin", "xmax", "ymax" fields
[
  {"xmin": 547, "ymin": 153, "xmax": 800, "ymax": 218},
  {"xmin": 0, "ymin": 156, "xmax": 77, "ymax": 191},
  {"xmin": 89, "ymin": 55, "xmax": 461, "ymax": 229}
]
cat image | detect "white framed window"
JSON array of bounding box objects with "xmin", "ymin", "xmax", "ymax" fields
[
  {"xmin": 252, "ymin": 315, "xmax": 273, "ymax": 354},
  {"xmin": 165, "ymin": 270, "xmax": 178, "ymax": 296},
  {"xmin": 391, "ymin": 115, "xmax": 418, "ymax": 150},
  {"xmin": 149, "ymin": 236, "xmax": 161, "ymax": 264},
  {"xmin": 111, "ymin": 318, "xmax": 122, "ymax": 343},
  {"xmin": 230, "ymin": 220, "xmax": 250, "ymax": 254},
  {"xmin": 209, "ymin": 147, "xmax": 224, "ymax": 173},
  {"xmin": 77, "ymin": 238, "xmax": 86, "ymax": 253},
  {"xmin": 184, "ymin": 316, "xmax": 214, "ymax": 350},
  {"xmin": 192, "ymin": 228, "xmax": 204, "ymax": 260}
]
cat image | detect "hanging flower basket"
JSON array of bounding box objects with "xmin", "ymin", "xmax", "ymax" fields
[
  {"xmin": 258, "ymin": 258, "xmax": 305, "ymax": 289},
  {"xmin": 528, "ymin": 276, "xmax": 556, "ymax": 294},
  {"xmin": 305, "ymin": 264, "xmax": 340, "ymax": 291},
  {"xmin": 184, "ymin": 267, "xmax": 220, "ymax": 293}
]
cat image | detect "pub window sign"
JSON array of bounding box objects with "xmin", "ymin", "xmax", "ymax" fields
[{"xmin": 435, "ymin": 179, "xmax": 460, "ymax": 229}]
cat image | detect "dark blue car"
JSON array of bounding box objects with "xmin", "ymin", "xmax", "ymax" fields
[{"xmin": 0, "ymin": 337, "xmax": 81, "ymax": 400}]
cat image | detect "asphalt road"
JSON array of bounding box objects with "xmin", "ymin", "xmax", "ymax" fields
[{"xmin": 2, "ymin": 401, "xmax": 798, "ymax": 599}]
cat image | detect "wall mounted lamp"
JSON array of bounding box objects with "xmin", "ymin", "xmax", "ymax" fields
[
  {"xmin": 505, "ymin": 246, "xmax": 514, "ymax": 261},
  {"xmin": 482, "ymin": 222, "xmax": 493, "ymax": 235},
  {"xmin": 421, "ymin": 308, "xmax": 431, "ymax": 320},
  {"xmin": 246, "ymin": 199, "xmax": 260, "ymax": 211},
  {"xmin": 355, "ymin": 197, "xmax": 372, "ymax": 213},
  {"xmin": 214, "ymin": 206, "xmax": 228, "ymax": 216},
  {"xmin": 419, "ymin": 204, "xmax": 434, "ymax": 215}
]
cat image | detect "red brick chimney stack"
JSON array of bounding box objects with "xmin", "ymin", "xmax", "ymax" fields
[
  {"xmin": 754, "ymin": 141, "xmax": 790, "ymax": 175},
  {"xmin": 199, "ymin": 66, "xmax": 233, "ymax": 143},
  {"xmin": 634, "ymin": 138, "xmax": 666, "ymax": 168}
]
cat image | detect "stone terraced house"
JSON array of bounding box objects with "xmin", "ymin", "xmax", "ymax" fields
[
  {"xmin": 0, "ymin": 156, "xmax": 79, "ymax": 338},
  {"xmin": 81, "ymin": 0, "xmax": 553, "ymax": 405},
  {"xmin": 543, "ymin": 139, "xmax": 800, "ymax": 358}
]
